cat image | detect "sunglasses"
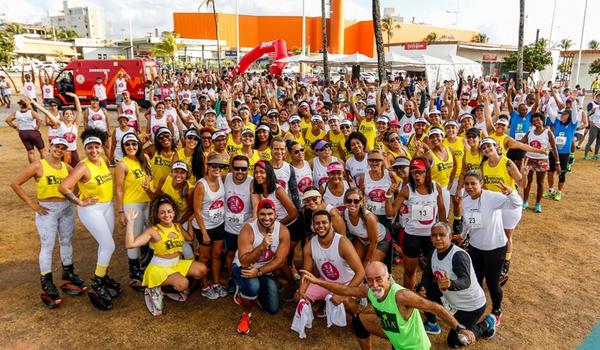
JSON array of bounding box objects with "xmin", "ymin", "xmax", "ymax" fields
[
  {"xmin": 186, "ymin": 136, "xmax": 199, "ymax": 141},
  {"xmin": 345, "ymin": 198, "xmax": 362, "ymax": 205},
  {"xmin": 158, "ymin": 134, "xmax": 171, "ymax": 139},
  {"xmin": 293, "ymin": 148, "xmax": 304, "ymax": 154},
  {"xmin": 461, "ymin": 99, "xmax": 469, "ymax": 102},
  {"xmin": 124, "ymin": 142, "xmax": 138, "ymax": 147},
  {"xmin": 340, "ymin": 125, "xmax": 351, "ymax": 129},
  {"xmin": 232, "ymin": 166, "xmax": 248, "ymax": 172},
  {"xmin": 209, "ymin": 164, "xmax": 228, "ymax": 170},
  {"xmin": 388, "ymin": 137, "xmax": 400, "ymax": 143},
  {"xmin": 368, "ymin": 159, "xmax": 382, "ymax": 163},
  {"xmin": 202, "ymin": 136, "xmax": 212, "ymax": 140}
]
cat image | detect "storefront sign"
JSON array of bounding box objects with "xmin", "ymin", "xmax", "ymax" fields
[
  {"xmin": 404, "ymin": 42, "xmax": 427, "ymax": 50},
  {"xmin": 483, "ymin": 53, "xmax": 497, "ymax": 61}
]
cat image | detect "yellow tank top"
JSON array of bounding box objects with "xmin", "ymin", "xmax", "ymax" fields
[
  {"xmin": 443, "ymin": 137, "xmax": 465, "ymax": 176},
  {"xmin": 490, "ymin": 132, "xmax": 508, "ymax": 153},
  {"xmin": 300, "ymin": 117, "xmax": 311, "ymax": 131},
  {"xmin": 464, "ymin": 149, "xmax": 483, "ymax": 171},
  {"xmin": 150, "ymin": 152, "xmax": 174, "ymax": 189},
  {"xmin": 176, "ymin": 148, "xmax": 197, "ymax": 186},
  {"xmin": 304, "ymin": 127, "xmax": 327, "ymax": 161},
  {"xmin": 237, "ymin": 148, "xmax": 260, "ymax": 176},
  {"xmin": 430, "ymin": 146, "xmax": 454, "ymax": 187},
  {"xmin": 358, "ymin": 119, "xmax": 376, "ymax": 150},
  {"xmin": 406, "ymin": 134, "xmax": 426, "ymax": 157},
  {"xmin": 226, "ymin": 134, "xmax": 243, "ymax": 155},
  {"xmin": 257, "ymin": 146, "xmax": 272, "ymax": 161},
  {"xmin": 327, "ymin": 130, "xmax": 346, "ymax": 159},
  {"xmin": 122, "ymin": 157, "xmax": 151, "ymax": 205},
  {"xmin": 78, "ymin": 158, "xmax": 113, "ymax": 202},
  {"xmin": 160, "ymin": 175, "xmax": 189, "ymax": 218},
  {"xmin": 242, "ymin": 122, "xmax": 256, "ymax": 132},
  {"xmin": 37, "ymin": 159, "xmax": 68, "ymax": 200},
  {"xmin": 482, "ymin": 156, "xmax": 515, "ymax": 191},
  {"xmin": 150, "ymin": 223, "xmax": 185, "ymax": 256}
]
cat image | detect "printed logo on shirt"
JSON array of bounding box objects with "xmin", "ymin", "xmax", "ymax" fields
[
  {"xmin": 227, "ymin": 195, "xmax": 245, "ymax": 213},
  {"xmin": 63, "ymin": 132, "xmax": 76, "ymax": 143},
  {"xmin": 375, "ymin": 310, "xmax": 400, "ymax": 333},
  {"xmin": 368, "ymin": 188, "xmax": 386, "ymax": 203},
  {"xmin": 530, "ymin": 140, "xmax": 542, "ymax": 149},
  {"xmin": 297, "ymin": 177, "xmax": 313, "ymax": 193},
  {"xmin": 277, "ymin": 179, "xmax": 287, "ymax": 189},
  {"xmin": 153, "ymin": 156, "xmax": 172, "ymax": 167},
  {"xmin": 45, "ymin": 175, "xmax": 64, "ymax": 185},
  {"xmin": 320, "ymin": 261, "xmax": 340, "ymax": 281},
  {"xmin": 133, "ymin": 169, "xmax": 145, "ymax": 179},
  {"xmin": 95, "ymin": 173, "xmax": 113, "ymax": 186},
  {"xmin": 403, "ymin": 123, "xmax": 413, "ymax": 133}
]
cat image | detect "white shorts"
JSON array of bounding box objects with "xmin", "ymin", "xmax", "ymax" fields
[
  {"xmin": 502, "ymin": 205, "xmax": 522, "ymax": 230},
  {"xmin": 441, "ymin": 186, "xmax": 451, "ymax": 219}
]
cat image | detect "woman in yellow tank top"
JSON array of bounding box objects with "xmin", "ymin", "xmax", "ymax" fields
[
  {"xmin": 114, "ymin": 132, "xmax": 153, "ymax": 291},
  {"xmin": 176, "ymin": 128, "xmax": 204, "ymax": 186},
  {"xmin": 284, "ymin": 115, "xmax": 307, "ymax": 161},
  {"xmin": 423, "ymin": 127, "xmax": 456, "ymax": 219},
  {"xmin": 226, "ymin": 117, "xmax": 243, "ymax": 155},
  {"xmin": 254, "ymin": 124, "xmax": 273, "ymax": 161},
  {"xmin": 383, "ymin": 132, "xmax": 411, "ymax": 166},
  {"xmin": 145, "ymin": 127, "xmax": 178, "ymax": 189},
  {"xmin": 325, "ymin": 116, "xmax": 346, "ymax": 159},
  {"xmin": 457, "ymin": 128, "xmax": 484, "ymax": 196},
  {"xmin": 303, "ymin": 116, "xmax": 327, "ymax": 161},
  {"xmin": 153, "ymin": 161, "xmax": 194, "ymax": 224},
  {"xmin": 406, "ymin": 118, "xmax": 429, "ymax": 157},
  {"xmin": 211, "ymin": 130, "xmax": 231, "ymax": 175},
  {"xmin": 238, "ymin": 128, "xmax": 260, "ymax": 176},
  {"xmin": 480, "ymin": 136, "xmax": 526, "ymax": 285},
  {"xmin": 357, "ymin": 106, "xmax": 377, "ymax": 150},
  {"xmin": 124, "ymin": 195, "xmax": 208, "ymax": 316},
  {"xmin": 10, "ymin": 138, "xmax": 87, "ymax": 308},
  {"xmin": 58, "ymin": 128, "xmax": 121, "ymax": 311},
  {"xmin": 443, "ymin": 120, "xmax": 465, "ymax": 231}
]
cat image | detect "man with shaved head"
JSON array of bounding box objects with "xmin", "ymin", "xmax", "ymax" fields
[{"xmin": 302, "ymin": 261, "xmax": 475, "ymax": 349}]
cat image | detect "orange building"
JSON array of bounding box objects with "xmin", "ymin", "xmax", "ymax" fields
[{"xmin": 173, "ymin": 4, "xmax": 477, "ymax": 57}]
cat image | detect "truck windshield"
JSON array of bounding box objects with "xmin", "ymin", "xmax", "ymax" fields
[{"xmin": 56, "ymin": 69, "xmax": 75, "ymax": 95}]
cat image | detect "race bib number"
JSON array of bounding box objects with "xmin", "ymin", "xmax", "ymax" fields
[
  {"xmin": 411, "ymin": 204, "xmax": 433, "ymax": 221},
  {"xmin": 441, "ymin": 296, "xmax": 457, "ymax": 315},
  {"xmin": 515, "ymin": 132, "xmax": 525, "ymax": 140},
  {"xmin": 366, "ymin": 200, "xmax": 384, "ymax": 214},
  {"xmin": 465, "ymin": 211, "xmax": 482, "ymax": 229},
  {"xmin": 208, "ymin": 207, "xmax": 225, "ymax": 223},
  {"xmin": 226, "ymin": 212, "xmax": 244, "ymax": 225},
  {"xmin": 555, "ymin": 136, "xmax": 566, "ymax": 147}
]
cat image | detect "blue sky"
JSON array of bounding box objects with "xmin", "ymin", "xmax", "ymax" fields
[{"xmin": 4, "ymin": 0, "xmax": 599, "ymax": 48}]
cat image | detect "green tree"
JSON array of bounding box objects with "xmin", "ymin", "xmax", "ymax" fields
[
  {"xmin": 590, "ymin": 59, "xmax": 600, "ymax": 75},
  {"xmin": 200, "ymin": 0, "xmax": 221, "ymax": 72},
  {"xmin": 503, "ymin": 39, "xmax": 553, "ymax": 74},
  {"xmin": 381, "ymin": 16, "xmax": 400, "ymax": 51},
  {"xmin": 559, "ymin": 38, "xmax": 573, "ymax": 50},
  {"xmin": 424, "ymin": 32, "xmax": 438, "ymax": 43},
  {"xmin": 55, "ymin": 29, "xmax": 79, "ymax": 40},
  {"xmin": 558, "ymin": 62, "xmax": 572, "ymax": 74},
  {"xmin": 151, "ymin": 32, "xmax": 185, "ymax": 64},
  {"xmin": 588, "ymin": 40, "xmax": 600, "ymax": 50},
  {"xmin": 472, "ymin": 32, "xmax": 489, "ymax": 43},
  {"xmin": 6, "ymin": 23, "xmax": 23, "ymax": 35},
  {"xmin": 0, "ymin": 30, "xmax": 16, "ymax": 65},
  {"xmin": 372, "ymin": 0, "xmax": 387, "ymax": 82}
]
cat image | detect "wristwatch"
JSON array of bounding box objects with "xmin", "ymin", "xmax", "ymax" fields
[
  {"xmin": 257, "ymin": 268, "xmax": 263, "ymax": 277},
  {"xmin": 455, "ymin": 324, "xmax": 467, "ymax": 333}
]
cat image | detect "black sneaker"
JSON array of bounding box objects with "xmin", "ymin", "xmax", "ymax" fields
[
  {"xmin": 88, "ymin": 276, "xmax": 113, "ymax": 310},
  {"xmin": 102, "ymin": 275, "xmax": 123, "ymax": 298},
  {"xmin": 128, "ymin": 259, "xmax": 145, "ymax": 292},
  {"xmin": 499, "ymin": 260, "xmax": 510, "ymax": 287},
  {"xmin": 41, "ymin": 273, "xmax": 62, "ymax": 308},
  {"xmin": 61, "ymin": 264, "xmax": 88, "ymax": 295}
]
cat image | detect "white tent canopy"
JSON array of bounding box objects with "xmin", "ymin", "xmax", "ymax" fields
[
  {"xmin": 401, "ymin": 54, "xmax": 483, "ymax": 91},
  {"xmin": 301, "ymin": 53, "xmax": 346, "ymax": 64},
  {"xmin": 364, "ymin": 52, "xmax": 423, "ymax": 69},
  {"xmin": 330, "ymin": 52, "xmax": 372, "ymax": 64},
  {"xmin": 443, "ymin": 55, "xmax": 483, "ymax": 80},
  {"xmin": 275, "ymin": 54, "xmax": 310, "ymax": 63}
]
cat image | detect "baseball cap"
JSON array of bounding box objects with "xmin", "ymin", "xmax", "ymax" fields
[
  {"xmin": 389, "ymin": 119, "xmax": 400, "ymax": 127},
  {"xmin": 409, "ymin": 159, "xmax": 427, "ymax": 170},
  {"xmin": 391, "ymin": 157, "xmax": 411, "ymax": 168},
  {"xmin": 207, "ymin": 153, "xmax": 229, "ymax": 166},
  {"xmin": 171, "ymin": 160, "xmax": 189, "ymax": 172},
  {"xmin": 327, "ymin": 162, "xmax": 344, "ymax": 173},
  {"xmin": 211, "ymin": 131, "xmax": 227, "ymax": 140},
  {"xmin": 50, "ymin": 137, "xmax": 68, "ymax": 147},
  {"xmin": 257, "ymin": 198, "xmax": 276, "ymax": 212},
  {"xmin": 302, "ymin": 189, "xmax": 322, "ymax": 201},
  {"xmin": 314, "ymin": 140, "xmax": 329, "ymax": 151},
  {"xmin": 289, "ymin": 115, "xmax": 301, "ymax": 124}
]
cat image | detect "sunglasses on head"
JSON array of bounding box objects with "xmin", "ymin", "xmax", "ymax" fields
[
  {"xmin": 232, "ymin": 166, "xmax": 248, "ymax": 172},
  {"xmin": 345, "ymin": 198, "xmax": 361, "ymax": 205}
]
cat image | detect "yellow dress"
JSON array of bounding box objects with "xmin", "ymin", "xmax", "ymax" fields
[{"xmin": 142, "ymin": 223, "xmax": 192, "ymax": 288}]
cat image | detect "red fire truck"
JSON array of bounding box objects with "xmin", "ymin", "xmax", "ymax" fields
[{"xmin": 53, "ymin": 59, "xmax": 157, "ymax": 107}]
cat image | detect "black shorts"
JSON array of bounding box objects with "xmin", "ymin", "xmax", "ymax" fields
[
  {"xmin": 194, "ymin": 223, "xmax": 226, "ymax": 246},
  {"xmin": 549, "ymin": 153, "xmax": 569, "ymax": 173},
  {"xmin": 506, "ymin": 148, "xmax": 526, "ymax": 162},
  {"xmin": 225, "ymin": 232, "xmax": 238, "ymax": 252},
  {"xmin": 287, "ymin": 218, "xmax": 305, "ymax": 243},
  {"xmin": 18, "ymin": 130, "xmax": 45, "ymax": 151},
  {"xmin": 403, "ymin": 233, "xmax": 433, "ymax": 259}
]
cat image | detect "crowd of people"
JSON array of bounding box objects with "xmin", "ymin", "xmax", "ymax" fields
[{"xmin": 7, "ymin": 64, "xmax": 597, "ymax": 349}]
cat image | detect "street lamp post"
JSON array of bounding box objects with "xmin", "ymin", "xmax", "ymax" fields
[
  {"xmin": 236, "ymin": 0, "xmax": 240, "ymax": 63},
  {"xmin": 575, "ymin": 0, "xmax": 588, "ymax": 85}
]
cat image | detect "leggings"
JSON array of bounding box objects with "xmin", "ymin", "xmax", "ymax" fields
[
  {"xmin": 35, "ymin": 200, "xmax": 75, "ymax": 274},
  {"xmin": 124, "ymin": 202, "xmax": 148, "ymax": 259},
  {"xmin": 468, "ymin": 245, "xmax": 506, "ymax": 311},
  {"xmin": 78, "ymin": 201, "xmax": 115, "ymax": 268},
  {"xmin": 585, "ymin": 125, "xmax": 600, "ymax": 156}
]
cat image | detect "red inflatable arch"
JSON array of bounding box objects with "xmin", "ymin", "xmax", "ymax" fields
[{"xmin": 231, "ymin": 39, "xmax": 288, "ymax": 76}]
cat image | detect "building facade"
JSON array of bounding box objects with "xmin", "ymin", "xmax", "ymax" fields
[{"xmin": 48, "ymin": 0, "xmax": 106, "ymax": 39}]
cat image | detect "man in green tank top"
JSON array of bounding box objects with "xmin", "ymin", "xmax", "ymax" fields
[{"xmin": 301, "ymin": 261, "xmax": 475, "ymax": 349}]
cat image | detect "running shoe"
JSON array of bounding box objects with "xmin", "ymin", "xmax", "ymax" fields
[
  {"xmin": 41, "ymin": 273, "xmax": 62, "ymax": 308},
  {"xmin": 423, "ymin": 321, "xmax": 441, "ymax": 335},
  {"xmin": 522, "ymin": 200, "xmax": 528, "ymax": 210},
  {"xmin": 61, "ymin": 264, "xmax": 88, "ymax": 295},
  {"xmin": 144, "ymin": 287, "xmax": 164, "ymax": 316},
  {"xmin": 543, "ymin": 190, "xmax": 555, "ymax": 199},
  {"xmin": 481, "ymin": 315, "xmax": 497, "ymax": 339},
  {"xmin": 201, "ymin": 285, "xmax": 220, "ymax": 300},
  {"xmin": 89, "ymin": 276, "xmax": 113, "ymax": 310},
  {"xmin": 499, "ymin": 260, "xmax": 510, "ymax": 287},
  {"xmin": 213, "ymin": 284, "xmax": 229, "ymax": 298},
  {"xmin": 315, "ymin": 303, "xmax": 327, "ymax": 318},
  {"xmin": 554, "ymin": 191, "xmax": 562, "ymax": 201},
  {"xmin": 594, "ymin": 154, "xmax": 600, "ymax": 160},
  {"xmin": 534, "ymin": 203, "xmax": 542, "ymax": 213},
  {"xmin": 102, "ymin": 274, "xmax": 123, "ymax": 298},
  {"xmin": 237, "ymin": 312, "xmax": 252, "ymax": 334},
  {"xmin": 226, "ymin": 279, "xmax": 236, "ymax": 295},
  {"xmin": 583, "ymin": 155, "xmax": 591, "ymax": 160},
  {"xmin": 491, "ymin": 309, "xmax": 503, "ymax": 326}
]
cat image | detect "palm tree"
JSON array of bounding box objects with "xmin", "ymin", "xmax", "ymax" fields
[
  {"xmin": 588, "ymin": 40, "xmax": 600, "ymax": 50},
  {"xmin": 151, "ymin": 32, "xmax": 185, "ymax": 65},
  {"xmin": 200, "ymin": 0, "xmax": 221, "ymax": 72},
  {"xmin": 472, "ymin": 33, "xmax": 489, "ymax": 43},
  {"xmin": 381, "ymin": 16, "xmax": 400, "ymax": 52},
  {"xmin": 424, "ymin": 32, "xmax": 438, "ymax": 43},
  {"xmin": 0, "ymin": 30, "xmax": 16, "ymax": 65},
  {"xmin": 516, "ymin": 0, "xmax": 525, "ymax": 89},
  {"xmin": 6, "ymin": 23, "xmax": 23, "ymax": 35},
  {"xmin": 372, "ymin": 0, "xmax": 387, "ymax": 82},
  {"xmin": 559, "ymin": 38, "xmax": 573, "ymax": 50},
  {"xmin": 321, "ymin": 0, "xmax": 329, "ymax": 85}
]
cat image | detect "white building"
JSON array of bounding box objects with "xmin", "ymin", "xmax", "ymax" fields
[{"xmin": 47, "ymin": 0, "xmax": 106, "ymax": 39}]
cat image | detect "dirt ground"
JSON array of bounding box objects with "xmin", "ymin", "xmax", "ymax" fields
[{"xmin": 0, "ymin": 125, "xmax": 599, "ymax": 350}]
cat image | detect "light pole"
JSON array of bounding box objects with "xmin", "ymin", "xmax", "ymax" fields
[
  {"xmin": 127, "ymin": 0, "xmax": 134, "ymax": 58},
  {"xmin": 236, "ymin": 0, "xmax": 240, "ymax": 63},
  {"xmin": 446, "ymin": 9, "xmax": 458, "ymax": 40},
  {"xmin": 575, "ymin": 0, "xmax": 588, "ymax": 85},
  {"xmin": 549, "ymin": 0, "xmax": 557, "ymax": 44},
  {"xmin": 302, "ymin": 0, "xmax": 306, "ymax": 55}
]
